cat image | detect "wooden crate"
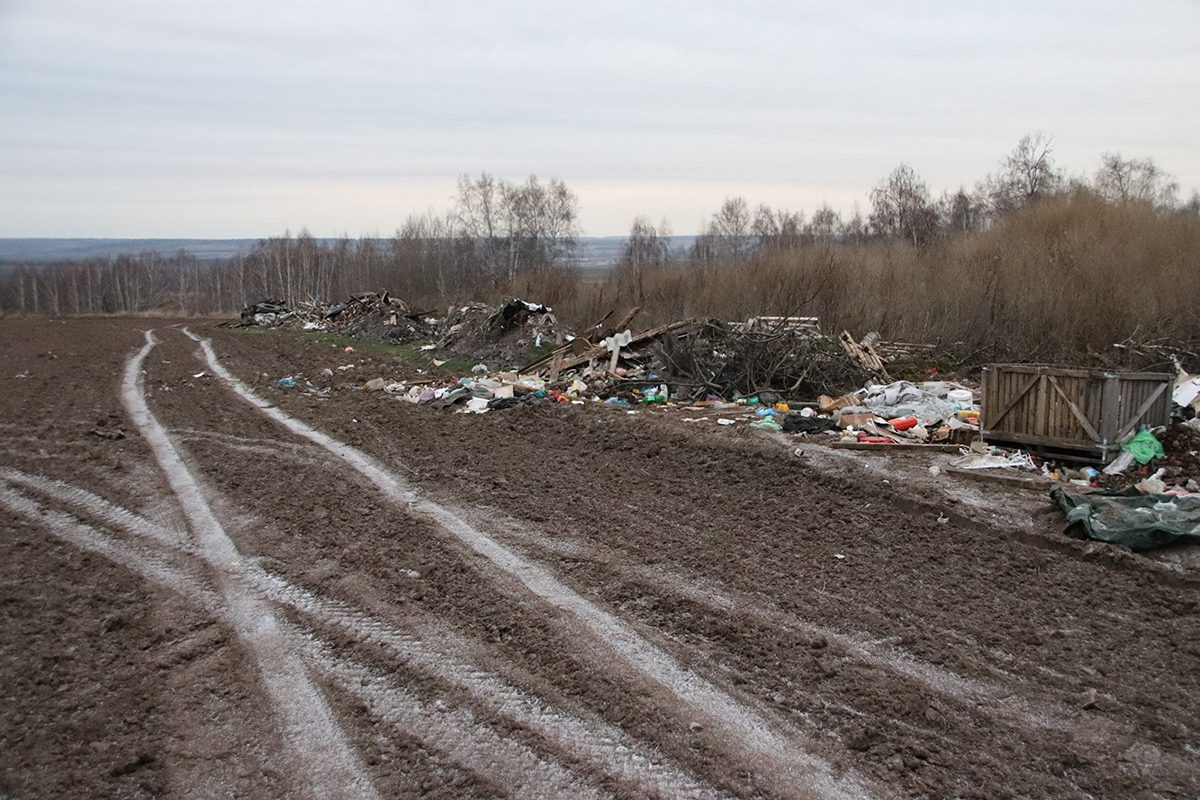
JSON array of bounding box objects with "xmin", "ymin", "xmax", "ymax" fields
[{"xmin": 981, "ymin": 364, "xmax": 1172, "ymax": 460}]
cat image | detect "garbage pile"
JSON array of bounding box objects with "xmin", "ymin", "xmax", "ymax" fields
[
  {"xmin": 238, "ymin": 291, "xmax": 437, "ymax": 342},
  {"xmin": 435, "ymin": 299, "xmax": 564, "ymax": 359},
  {"xmin": 247, "ymin": 298, "xmax": 989, "ymax": 441},
  {"xmin": 240, "ymin": 299, "xmax": 292, "ymax": 327},
  {"xmin": 317, "ymin": 292, "xmax": 437, "ymax": 343},
  {"xmin": 252, "ymin": 299, "xmax": 979, "ymax": 436},
  {"xmin": 816, "ymin": 380, "xmax": 980, "ymax": 444},
  {"xmin": 362, "ymin": 369, "xmax": 583, "ymax": 414},
  {"xmin": 238, "ymin": 293, "xmax": 569, "ymax": 352}
]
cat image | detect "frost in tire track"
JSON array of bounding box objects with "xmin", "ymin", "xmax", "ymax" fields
[
  {"xmin": 185, "ymin": 327, "xmax": 876, "ymax": 800},
  {"xmin": 298, "ymin": 634, "xmax": 613, "ymax": 800},
  {"xmin": 3, "ymin": 464, "xmax": 732, "ymax": 800},
  {"xmin": 2, "ymin": 473, "xmax": 623, "ymax": 800},
  {"xmin": 124, "ymin": 330, "xmax": 379, "ymax": 800},
  {"xmin": 0, "ymin": 484, "xmax": 218, "ymax": 611}
]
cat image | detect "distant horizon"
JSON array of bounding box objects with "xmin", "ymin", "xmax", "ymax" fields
[{"xmin": 0, "ymin": 234, "xmax": 701, "ymax": 266}]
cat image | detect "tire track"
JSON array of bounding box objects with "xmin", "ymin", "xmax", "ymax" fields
[
  {"xmin": 467, "ymin": 501, "xmax": 1200, "ymax": 782},
  {"xmin": 298, "ymin": 634, "xmax": 611, "ymax": 800},
  {"xmin": 0, "ymin": 484, "xmax": 218, "ymax": 610},
  {"xmin": 170, "ymin": 428, "xmax": 332, "ymax": 466},
  {"xmin": 124, "ymin": 330, "xmax": 380, "ymax": 800},
  {"xmin": 2, "ymin": 464, "xmax": 731, "ymax": 800},
  {"xmin": 184, "ymin": 327, "xmax": 877, "ymax": 800},
  {"xmin": 0, "ymin": 481, "xmax": 615, "ymax": 800}
]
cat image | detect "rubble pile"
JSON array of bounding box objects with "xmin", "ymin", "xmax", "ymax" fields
[
  {"xmin": 240, "ymin": 299, "xmax": 292, "ymax": 327},
  {"xmin": 322, "ymin": 292, "xmax": 438, "ymax": 343},
  {"xmin": 436, "ymin": 299, "xmax": 564, "ymax": 359},
  {"xmin": 239, "ymin": 291, "xmax": 440, "ymax": 343},
  {"xmin": 239, "ymin": 293, "xmax": 568, "ymax": 354}
]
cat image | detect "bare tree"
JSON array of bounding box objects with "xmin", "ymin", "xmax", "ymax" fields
[
  {"xmin": 752, "ymin": 205, "xmax": 804, "ymax": 250},
  {"xmin": 617, "ymin": 216, "xmax": 672, "ymax": 304},
  {"xmin": 939, "ymin": 187, "xmax": 985, "ymax": 234},
  {"xmin": 695, "ymin": 196, "xmax": 752, "ymax": 260},
  {"xmin": 454, "ymin": 173, "xmax": 506, "ymax": 286},
  {"xmin": 807, "ymin": 205, "xmax": 842, "ymax": 241},
  {"xmin": 985, "ymin": 133, "xmax": 1063, "ymax": 214},
  {"xmin": 1095, "ymin": 152, "xmax": 1179, "ymax": 206},
  {"xmin": 840, "ymin": 203, "xmax": 867, "ymax": 244},
  {"xmin": 869, "ymin": 163, "xmax": 938, "ymax": 245},
  {"xmin": 454, "ymin": 172, "xmax": 580, "ymax": 289}
]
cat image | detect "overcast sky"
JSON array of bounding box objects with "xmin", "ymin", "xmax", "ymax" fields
[{"xmin": 2, "ymin": 1, "xmax": 1198, "ymax": 237}]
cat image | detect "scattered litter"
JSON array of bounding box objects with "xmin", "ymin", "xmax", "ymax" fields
[
  {"xmin": 276, "ymin": 376, "xmax": 297, "ymax": 389},
  {"xmin": 1123, "ymin": 429, "xmax": 1165, "ymax": 465},
  {"xmin": 1103, "ymin": 451, "xmax": 1137, "ymax": 475},
  {"xmin": 1135, "ymin": 468, "xmax": 1168, "ymax": 495},
  {"xmin": 462, "ymin": 397, "xmax": 491, "ymax": 414},
  {"xmin": 950, "ymin": 448, "xmax": 1035, "ymax": 471}
]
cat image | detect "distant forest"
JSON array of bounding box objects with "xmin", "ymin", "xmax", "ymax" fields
[{"xmin": 3, "ymin": 135, "xmax": 1198, "ymax": 363}]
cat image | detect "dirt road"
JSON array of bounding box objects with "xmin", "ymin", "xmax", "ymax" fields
[{"xmin": 2, "ymin": 318, "xmax": 1198, "ymax": 799}]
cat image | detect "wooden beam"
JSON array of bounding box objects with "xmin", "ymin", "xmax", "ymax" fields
[
  {"xmin": 944, "ymin": 466, "xmax": 1052, "ymax": 487},
  {"xmin": 538, "ymin": 319, "xmax": 698, "ymax": 375},
  {"xmin": 827, "ymin": 442, "xmax": 962, "ymax": 453}
]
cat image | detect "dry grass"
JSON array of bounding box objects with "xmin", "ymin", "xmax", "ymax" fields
[{"xmin": 572, "ymin": 193, "xmax": 1200, "ymax": 369}]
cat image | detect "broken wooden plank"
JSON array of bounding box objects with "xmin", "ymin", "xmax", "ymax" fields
[
  {"xmin": 605, "ymin": 306, "xmax": 642, "ymax": 338},
  {"xmin": 943, "ymin": 466, "xmax": 1052, "ymax": 487},
  {"xmin": 828, "ymin": 441, "xmax": 962, "ymax": 453},
  {"xmin": 537, "ymin": 319, "xmax": 698, "ymax": 376},
  {"xmin": 839, "ymin": 330, "xmax": 890, "ymax": 379}
]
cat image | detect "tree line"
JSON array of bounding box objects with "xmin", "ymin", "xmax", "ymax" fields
[
  {"xmin": 2, "ymin": 136, "xmax": 1199, "ymax": 365},
  {"xmin": 0, "ymin": 173, "xmax": 582, "ymax": 316}
]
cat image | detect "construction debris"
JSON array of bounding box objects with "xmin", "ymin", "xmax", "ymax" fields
[{"xmin": 238, "ymin": 292, "xmax": 438, "ymax": 343}]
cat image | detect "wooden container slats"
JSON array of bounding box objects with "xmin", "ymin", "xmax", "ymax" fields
[{"xmin": 981, "ymin": 364, "xmax": 1172, "ymax": 460}]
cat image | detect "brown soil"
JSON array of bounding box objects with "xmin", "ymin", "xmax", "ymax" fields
[{"xmin": 2, "ymin": 317, "xmax": 1199, "ymax": 799}]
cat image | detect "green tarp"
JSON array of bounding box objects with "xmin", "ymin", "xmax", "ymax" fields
[{"xmin": 1051, "ymin": 487, "xmax": 1200, "ymax": 551}]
